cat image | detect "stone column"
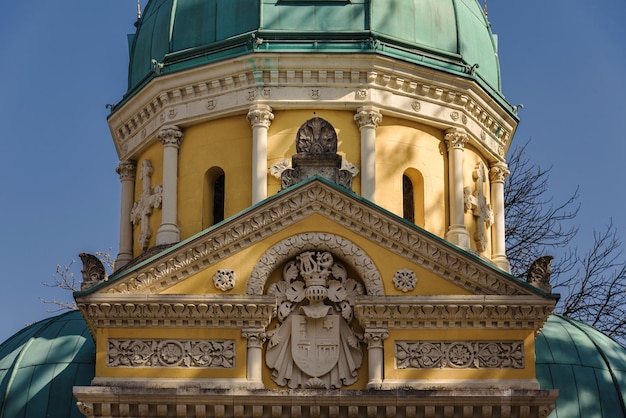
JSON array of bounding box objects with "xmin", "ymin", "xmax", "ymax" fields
[
  {"xmin": 242, "ymin": 328, "xmax": 266, "ymax": 386},
  {"xmin": 490, "ymin": 162, "xmax": 511, "ymax": 272},
  {"xmin": 247, "ymin": 105, "xmax": 274, "ymax": 205},
  {"xmin": 364, "ymin": 329, "xmax": 388, "ymax": 389},
  {"xmin": 114, "ymin": 160, "xmax": 137, "ymax": 270},
  {"xmin": 354, "ymin": 106, "xmax": 383, "ymax": 202},
  {"xmin": 444, "ymin": 128, "xmax": 470, "ymax": 248},
  {"xmin": 156, "ymin": 125, "xmax": 183, "ymax": 245}
]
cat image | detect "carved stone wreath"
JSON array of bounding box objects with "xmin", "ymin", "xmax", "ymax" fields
[{"xmin": 265, "ymin": 251, "xmax": 364, "ymax": 389}]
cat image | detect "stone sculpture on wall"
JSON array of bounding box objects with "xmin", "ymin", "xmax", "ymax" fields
[
  {"xmin": 281, "ymin": 117, "xmax": 353, "ymax": 190},
  {"xmin": 265, "ymin": 251, "xmax": 364, "ymax": 389}
]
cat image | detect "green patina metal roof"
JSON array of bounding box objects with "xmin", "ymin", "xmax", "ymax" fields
[
  {"xmin": 121, "ymin": 0, "xmax": 502, "ymax": 109},
  {"xmin": 536, "ymin": 315, "xmax": 626, "ymax": 418},
  {"xmin": 0, "ymin": 310, "xmax": 95, "ymax": 418}
]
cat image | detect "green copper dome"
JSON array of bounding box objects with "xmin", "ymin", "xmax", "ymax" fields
[
  {"xmin": 126, "ymin": 0, "xmax": 501, "ymax": 99},
  {"xmin": 536, "ymin": 315, "xmax": 626, "ymax": 417},
  {"xmin": 0, "ymin": 311, "xmax": 95, "ymax": 418}
]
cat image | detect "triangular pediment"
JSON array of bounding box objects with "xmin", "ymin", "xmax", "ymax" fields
[{"xmin": 77, "ymin": 177, "xmax": 551, "ymax": 301}]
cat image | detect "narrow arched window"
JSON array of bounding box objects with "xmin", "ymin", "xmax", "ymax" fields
[
  {"xmin": 213, "ymin": 173, "xmax": 225, "ymax": 224},
  {"xmin": 203, "ymin": 167, "xmax": 225, "ymax": 229},
  {"xmin": 403, "ymin": 174, "xmax": 415, "ymax": 223}
]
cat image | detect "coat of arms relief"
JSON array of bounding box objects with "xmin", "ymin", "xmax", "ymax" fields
[{"xmin": 265, "ymin": 251, "xmax": 365, "ymax": 389}]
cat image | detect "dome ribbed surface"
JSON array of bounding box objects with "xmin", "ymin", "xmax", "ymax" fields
[
  {"xmin": 126, "ymin": 0, "xmax": 500, "ymax": 99},
  {"xmin": 0, "ymin": 310, "xmax": 95, "ymax": 418},
  {"xmin": 536, "ymin": 315, "xmax": 626, "ymax": 418}
]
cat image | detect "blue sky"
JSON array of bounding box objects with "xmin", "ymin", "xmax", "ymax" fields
[{"xmin": 1, "ymin": 1, "xmax": 625, "ymax": 342}]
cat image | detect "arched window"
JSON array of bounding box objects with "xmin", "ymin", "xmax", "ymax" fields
[
  {"xmin": 402, "ymin": 169, "xmax": 425, "ymax": 227},
  {"xmin": 403, "ymin": 175, "xmax": 415, "ymax": 223},
  {"xmin": 203, "ymin": 167, "xmax": 225, "ymax": 228}
]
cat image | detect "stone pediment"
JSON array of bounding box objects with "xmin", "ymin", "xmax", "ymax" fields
[{"xmin": 77, "ymin": 177, "xmax": 550, "ymax": 301}]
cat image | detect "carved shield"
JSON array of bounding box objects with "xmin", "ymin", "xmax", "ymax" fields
[{"xmin": 291, "ymin": 314, "xmax": 340, "ymax": 377}]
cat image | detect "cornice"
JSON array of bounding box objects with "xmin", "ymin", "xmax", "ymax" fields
[
  {"xmin": 90, "ymin": 179, "xmax": 546, "ymax": 299},
  {"xmin": 354, "ymin": 295, "xmax": 555, "ymax": 330},
  {"xmin": 109, "ymin": 54, "xmax": 517, "ymax": 163},
  {"xmin": 76, "ymin": 294, "xmax": 276, "ymax": 339}
]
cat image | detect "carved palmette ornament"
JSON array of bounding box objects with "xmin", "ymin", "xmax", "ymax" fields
[
  {"xmin": 295, "ymin": 117, "xmax": 337, "ymax": 154},
  {"xmin": 265, "ymin": 251, "xmax": 364, "ymax": 389}
]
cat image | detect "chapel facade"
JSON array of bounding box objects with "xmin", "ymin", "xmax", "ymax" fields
[{"xmin": 72, "ymin": 1, "xmax": 559, "ymax": 417}]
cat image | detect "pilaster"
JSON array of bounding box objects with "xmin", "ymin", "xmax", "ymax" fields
[{"xmin": 364, "ymin": 329, "xmax": 388, "ymax": 389}]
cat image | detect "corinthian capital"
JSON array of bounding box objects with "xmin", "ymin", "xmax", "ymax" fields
[
  {"xmin": 157, "ymin": 125, "xmax": 183, "ymax": 148},
  {"xmin": 115, "ymin": 160, "xmax": 137, "ymax": 181},
  {"xmin": 247, "ymin": 105, "xmax": 274, "ymax": 128},
  {"xmin": 354, "ymin": 106, "xmax": 383, "ymax": 130},
  {"xmin": 489, "ymin": 162, "xmax": 510, "ymax": 183},
  {"xmin": 444, "ymin": 128, "xmax": 469, "ymax": 151},
  {"xmin": 242, "ymin": 328, "xmax": 267, "ymax": 349},
  {"xmin": 363, "ymin": 329, "xmax": 389, "ymax": 349}
]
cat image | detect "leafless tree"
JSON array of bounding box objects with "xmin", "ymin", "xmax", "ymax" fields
[{"xmin": 505, "ymin": 141, "xmax": 626, "ymax": 345}]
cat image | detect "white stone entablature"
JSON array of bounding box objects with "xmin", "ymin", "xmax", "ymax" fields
[{"xmin": 108, "ymin": 54, "xmax": 518, "ymax": 163}]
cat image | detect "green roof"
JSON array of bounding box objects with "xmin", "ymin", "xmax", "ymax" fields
[
  {"xmin": 536, "ymin": 315, "xmax": 626, "ymax": 418},
  {"xmin": 121, "ymin": 0, "xmax": 502, "ymax": 107},
  {"xmin": 0, "ymin": 311, "xmax": 95, "ymax": 418}
]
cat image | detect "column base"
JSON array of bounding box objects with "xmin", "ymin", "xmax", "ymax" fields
[
  {"xmin": 446, "ymin": 225, "xmax": 471, "ymax": 249},
  {"xmin": 156, "ymin": 223, "xmax": 180, "ymax": 246},
  {"xmin": 492, "ymin": 254, "xmax": 511, "ymax": 273},
  {"xmin": 113, "ymin": 252, "xmax": 133, "ymax": 272}
]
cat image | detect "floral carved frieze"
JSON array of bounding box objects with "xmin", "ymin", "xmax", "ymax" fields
[
  {"xmin": 108, "ymin": 339, "xmax": 235, "ymax": 368},
  {"xmin": 395, "ymin": 341, "xmax": 524, "ymax": 369}
]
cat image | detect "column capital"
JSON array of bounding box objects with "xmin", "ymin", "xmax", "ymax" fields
[
  {"xmin": 242, "ymin": 328, "xmax": 267, "ymax": 349},
  {"xmin": 115, "ymin": 160, "xmax": 137, "ymax": 181},
  {"xmin": 354, "ymin": 106, "xmax": 383, "ymax": 130},
  {"xmin": 364, "ymin": 329, "xmax": 389, "ymax": 349},
  {"xmin": 489, "ymin": 162, "xmax": 510, "ymax": 183},
  {"xmin": 444, "ymin": 128, "xmax": 469, "ymax": 150},
  {"xmin": 158, "ymin": 125, "xmax": 183, "ymax": 148},
  {"xmin": 247, "ymin": 104, "xmax": 274, "ymax": 128}
]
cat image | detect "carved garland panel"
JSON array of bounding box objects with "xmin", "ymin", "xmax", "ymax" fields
[
  {"xmin": 395, "ymin": 341, "xmax": 524, "ymax": 369},
  {"xmin": 107, "ymin": 339, "xmax": 235, "ymax": 368}
]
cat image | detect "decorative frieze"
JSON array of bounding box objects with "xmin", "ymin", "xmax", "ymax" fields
[
  {"xmin": 108, "ymin": 339, "xmax": 235, "ymax": 368},
  {"xmin": 395, "ymin": 341, "xmax": 524, "ymax": 369},
  {"xmin": 111, "ymin": 56, "xmax": 514, "ymax": 162}
]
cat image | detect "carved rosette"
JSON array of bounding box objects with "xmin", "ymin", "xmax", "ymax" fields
[
  {"xmin": 115, "ymin": 160, "xmax": 136, "ymax": 181},
  {"xmin": 354, "ymin": 108, "xmax": 383, "ymax": 130},
  {"xmin": 392, "ymin": 269, "xmax": 417, "ymax": 293},
  {"xmin": 213, "ymin": 268, "xmax": 236, "ymax": 291},
  {"xmin": 157, "ymin": 125, "xmax": 183, "ymax": 148},
  {"xmin": 395, "ymin": 341, "xmax": 524, "ymax": 369},
  {"xmin": 265, "ymin": 251, "xmax": 364, "ymax": 389},
  {"xmin": 489, "ymin": 162, "xmax": 510, "ymax": 184},
  {"xmin": 444, "ymin": 129, "xmax": 469, "ymax": 150}
]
